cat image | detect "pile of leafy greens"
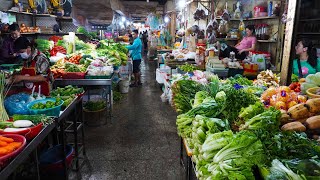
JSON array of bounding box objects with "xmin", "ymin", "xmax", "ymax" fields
[
  {"xmin": 171, "ymin": 80, "xmax": 208, "ymax": 114},
  {"xmin": 173, "ymin": 75, "xmax": 320, "ymax": 180}
]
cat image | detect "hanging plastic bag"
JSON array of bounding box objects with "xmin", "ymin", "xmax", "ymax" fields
[
  {"xmin": 191, "ymin": 24, "xmax": 200, "ymax": 34},
  {"xmin": 197, "ymin": 30, "xmax": 205, "ymax": 39},
  {"xmin": 206, "ymin": 19, "xmax": 214, "ymax": 35},
  {"xmin": 212, "ymin": 16, "xmax": 219, "ymax": 30},
  {"xmin": 208, "ymin": 33, "xmax": 217, "ymax": 44},
  {"xmin": 218, "ymin": 20, "xmax": 229, "ymax": 35}
]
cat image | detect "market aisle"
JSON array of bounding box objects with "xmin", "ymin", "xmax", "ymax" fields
[{"xmin": 79, "ymin": 59, "xmax": 185, "ymax": 180}]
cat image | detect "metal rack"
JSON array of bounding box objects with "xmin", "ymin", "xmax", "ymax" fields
[
  {"xmin": 56, "ymin": 95, "xmax": 87, "ymax": 180},
  {"xmin": 180, "ymin": 138, "xmax": 194, "ymax": 180},
  {"xmin": 0, "ymin": 96, "xmax": 84, "ymax": 180},
  {"xmin": 53, "ymin": 78, "xmax": 114, "ymax": 123}
]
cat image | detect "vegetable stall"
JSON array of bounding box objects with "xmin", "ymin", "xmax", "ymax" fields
[
  {"xmin": 169, "ymin": 71, "xmax": 320, "ymax": 180},
  {"xmin": 0, "ymin": 82, "xmax": 85, "ymax": 179},
  {"xmin": 0, "ymin": 33, "xmax": 130, "ymax": 178}
]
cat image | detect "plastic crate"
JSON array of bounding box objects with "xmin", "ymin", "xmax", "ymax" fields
[
  {"xmin": 228, "ymin": 68, "xmax": 244, "ymax": 77},
  {"xmin": 206, "ymin": 67, "xmax": 228, "ymax": 78},
  {"xmin": 27, "ymin": 98, "xmax": 64, "ymax": 117},
  {"xmin": 62, "ymin": 72, "xmax": 86, "ymax": 79},
  {"xmin": 177, "ymin": 68, "xmax": 194, "ymax": 76}
]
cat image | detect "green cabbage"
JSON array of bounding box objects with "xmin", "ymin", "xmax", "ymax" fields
[
  {"xmin": 193, "ymin": 91, "xmax": 209, "ymax": 108},
  {"xmin": 301, "ymin": 82, "xmax": 318, "ymax": 94}
]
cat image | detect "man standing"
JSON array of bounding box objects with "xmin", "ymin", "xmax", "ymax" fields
[{"xmin": 126, "ymin": 29, "xmax": 142, "ymax": 87}]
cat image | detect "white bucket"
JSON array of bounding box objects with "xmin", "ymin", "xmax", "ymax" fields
[{"xmin": 119, "ymin": 79, "xmax": 130, "ymax": 94}]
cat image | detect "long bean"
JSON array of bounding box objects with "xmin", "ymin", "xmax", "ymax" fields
[{"xmin": 0, "ymin": 73, "xmax": 9, "ymax": 121}]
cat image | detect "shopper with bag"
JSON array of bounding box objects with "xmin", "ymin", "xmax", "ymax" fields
[{"xmin": 126, "ymin": 29, "xmax": 143, "ymax": 87}]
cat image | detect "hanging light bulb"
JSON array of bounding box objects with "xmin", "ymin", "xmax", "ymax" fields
[
  {"xmin": 164, "ymin": 16, "xmax": 170, "ymax": 23},
  {"xmin": 178, "ymin": 0, "xmax": 185, "ymax": 9}
]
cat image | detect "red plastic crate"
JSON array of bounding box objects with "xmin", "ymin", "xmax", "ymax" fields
[{"xmin": 62, "ymin": 72, "xmax": 86, "ymax": 79}]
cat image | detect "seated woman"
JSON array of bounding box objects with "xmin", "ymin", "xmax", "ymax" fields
[
  {"xmin": 9, "ymin": 42, "xmax": 53, "ymax": 96},
  {"xmin": 0, "ymin": 23, "xmax": 31, "ymax": 64},
  {"xmin": 293, "ymin": 38, "xmax": 320, "ymax": 78},
  {"xmin": 218, "ymin": 25, "xmax": 257, "ymax": 60}
]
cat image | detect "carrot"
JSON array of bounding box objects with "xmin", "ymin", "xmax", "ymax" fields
[
  {"xmin": 0, "ymin": 140, "xmax": 8, "ymax": 147},
  {"xmin": 0, "ymin": 136, "xmax": 14, "ymax": 143},
  {"xmin": 0, "ymin": 147, "xmax": 8, "ymax": 155},
  {"xmin": 9, "ymin": 142, "xmax": 22, "ymax": 149},
  {"xmin": 4, "ymin": 144, "xmax": 16, "ymax": 153}
]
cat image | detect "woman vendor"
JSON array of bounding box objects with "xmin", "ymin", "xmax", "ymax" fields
[
  {"xmin": 9, "ymin": 40, "xmax": 53, "ymax": 96},
  {"xmin": 292, "ymin": 38, "xmax": 320, "ymax": 78},
  {"xmin": 218, "ymin": 25, "xmax": 257, "ymax": 60},
  {"xmin": 0, "ymin": 23, "xmax": 31, "ymax": 64}
]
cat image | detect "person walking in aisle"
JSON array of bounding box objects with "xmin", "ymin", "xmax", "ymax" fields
[{"xmin": 126, "ymin": 29, "xmax": 143, "ymax": 87}]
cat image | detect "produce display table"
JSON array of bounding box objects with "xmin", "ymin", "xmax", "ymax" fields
[
  {"xmin": 0, "ymin": 122, "xmax": 55, "ymax": 179},
  {"xmin": 56, "ymin": 95, "xmax": 86, "ymax": 180},
  {"xmin": 180, "ymin": 138, "xmax": 194, "ymax": 180},
  {"xmin": 0, "ymin": 96, "xmax": 82, "ymax": 180},
  {"xmin": 53, "ymin": 77, "xmax": 113, "ymax": 123}
]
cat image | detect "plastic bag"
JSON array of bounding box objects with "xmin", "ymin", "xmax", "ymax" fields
[
  {"xmin": 218, "ymin": 20, "xmax": 229, "ymax": 34},
  {"xmin": 206, "ymin": 19, "xmax": 214, "ymax": 34},
  {"xmin": 208, "ymin": 33, "xmax": 217, "ymax": 44},
  {"xmin": 4, "ymin": 93, "xmax": 31, "ymax": 115},
  {"xmin": 212, "ymin": 16, "xmax": 219, "ymax": 30},
  {"xmin": 194, "ymin": 8, "xmax": 207, "ymax": 20}
]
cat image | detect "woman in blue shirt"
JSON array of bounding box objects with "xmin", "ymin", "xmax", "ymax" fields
[{"xmin": 126, "ymin": 29, "xmax": 143, "ymax": 87}]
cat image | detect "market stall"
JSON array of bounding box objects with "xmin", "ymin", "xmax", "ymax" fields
[
  {"xmin": 169, "ymin": 70, "xmax": 320, "ymax": 180},
  {"xmin": 0, "ymin": 10, "xmax": 130, "ymax": 179},
  {"xmin": 0, "ymin": 86, "xmax": 85, "ymax": 179}
]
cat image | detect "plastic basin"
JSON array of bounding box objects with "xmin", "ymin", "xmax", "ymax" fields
[
  {"xmin": 27, "ymin": 98, "xmax": 64, "ymax": 117},
  {"xmin": 39, "ymin": 145, "xmax": 74, "ymax": 175},
  {"xmin": 0, "ymin": 122, "xmax": 43, "ymax": 140},
  {"xmin": 0, "ymin": 134, "xmax": 27, "ymax": 168},
  {"xmin": 306, "ymin": 87, "xmax": 320, "ymax": 99}
]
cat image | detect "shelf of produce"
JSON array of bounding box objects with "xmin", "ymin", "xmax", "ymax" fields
[
  {"xmin": 257, "ymin": 40, "xmax": 277, "ymax": 43},
  {"xmin": 217, "ymin": 38, "xmax": 239, "ymax": 41},
  {"xmin": 216, "ymin": 16, "xmax": 278, "ymax": 21},
  {"xmin": 0, "ymin": 122, "xmax": 55, "ymax": 178},
  {"xmin": 56, "ymin": 16, "xmax": 73, "ymax": 20},
  {"xmin": 5, "ymin": 10, "xmax": 57, "ymax": 18},
  {"xmin": 42, "ymin": 32, "xmax": 84, "ymax": 35},
  {"xmin": 35, "ymin": 14, "xmax": 57, "ymax": 18},
  {"xmin": 5, "ymin": 10, "xmax": 33, "ymax": 15}
]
